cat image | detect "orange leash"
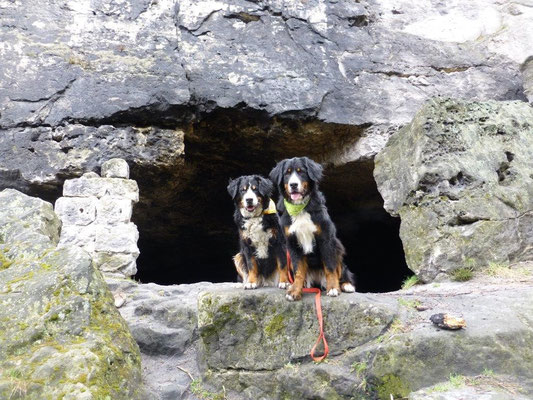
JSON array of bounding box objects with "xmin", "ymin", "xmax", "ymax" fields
[{"xmin": 286, "ymin": 251, "xmax": 329, "ymax": 362}]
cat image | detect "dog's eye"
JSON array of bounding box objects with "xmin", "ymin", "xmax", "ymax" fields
[
  {"xmin": 287, "ymin": 168, "xmax": 292, "ymax": 174},
  {"xmin": 297, "ymin": 168, "xmax": 301, "ymax": 172},
  {"xmin": 252, "ymin": 185, "xmax": 256, "ymax": 190},
  {"xmin": 242, "ymin": 187, "xmax": 247, "ymax": 192}
]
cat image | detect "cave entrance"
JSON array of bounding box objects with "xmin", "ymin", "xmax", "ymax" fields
[{"xmin": 133, "ymin": 110, "xmax": 411, "ymax": 292}]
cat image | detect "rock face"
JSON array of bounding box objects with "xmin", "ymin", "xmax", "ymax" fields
[
  {"xmin": 523, "ymin": 56, "xmax": 533, "ymax": 104},
  {"xmin": 374, "ymin": 98, "xmax": 533, "ymax": 281},
  {"xmin": 0, "ymin": 0, "xmax": 530, "ymax": 284},
  {"xmin": 55, "ymin": 158, "xmax": 140, "ymax": 277},
  {"xmin": 0, "ymin": 189, "xmax": 142, "ymax": 399},
  {"xmin": 110, "ymin": 273, "xmax": 533, "ymax": 400},
  {"xmin": 108, "ymin": 278, "xmax": 240, "ymax": 400},
  {"xmin": 198, "ymin": 288, "xmax": 396, "ymax": 371}
]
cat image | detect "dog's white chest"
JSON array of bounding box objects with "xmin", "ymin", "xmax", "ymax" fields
[
  {"xmin": 242, "ymin": 218, "xmax": 273, "ymax": 259},
  {"xmin": 288, "ymin": 211, "xmax": 317, "ymax": 254}
]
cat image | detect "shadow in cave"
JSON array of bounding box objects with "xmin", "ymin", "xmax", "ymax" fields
[
  {"xmin": 134, "ymin": 163, "xmax": 412, "ymax": 293},
  {"xmin": 133, "ymin": 109, "xmax": 411, "ymax": 292}
]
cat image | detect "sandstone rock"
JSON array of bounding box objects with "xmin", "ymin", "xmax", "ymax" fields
[
  {"xmin": 107, "ymin": 278, "xmax": 240, "ymax": 400},
  {"xmin": 94, "ymin": 223, "xmax": 139, "ymax": 255},
  {"xmin": 374, "ymin": 98, "xmax": 533, "ymax": 281},
  {"xmin": 64, "ymin": 176, "xmax": 139, "ymax": 202},
  {"xmin": 0, "ymin": 0, "xmax": 527, "ymax": 264},
  {"xmin": 522, "ymin": 56, "xmax": 533, "ymax": 104},
  {"xmin": 190, "ymin": 277, "xmax": 533, "ymax": 400},
  {"xmin": 101, "ymin": 158, "xmax": 130, "ymax": 179},
  {"xmin": 198, "ymin": 288, "xmax": 396, "ymax": 371},
  {"xmin": 56, "ymin": 165, "xmax": 140, "ymax": 277},
  {"xmin": 55, "ymin": 196, "xmax": 97, "ymax": 226},
  {"xmin": 0, "ymin": 189, "xmax": 142, "ymax": 399},
  {"xmin": 95, "ymin": 197, "xmax": 133, "ymax": 225}
]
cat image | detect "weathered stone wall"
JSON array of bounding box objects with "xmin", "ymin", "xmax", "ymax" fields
[{"xmin": 55, "ymin": 158, "xmax": 140, "ymax": 277}]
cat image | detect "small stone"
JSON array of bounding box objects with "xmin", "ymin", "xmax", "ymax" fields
[
  {"xmin": 96, "ymin": 197, "xmax": 133, "ymax": 225},
  {"xmin": 82, "ymin": 172, "xmax": 100, "ymax": 179},
  {"xmin": 430, "ymin": 313, "xmax": 466, "ymax": 330},
  {"xmin": 93, "ymin": 252, "xmax": 138, "ymax": 276},
  {"xmin": 101, "ymin": 158, "xmax": 130, "ymax": 179},
  {"xmin": 55, "ymin": 197, "xmax": 97, "ymax": 226},
  {"xmin": 94, "ymin": 223, "xmax": 139, "ymax": 254},
  {"xmin": 114, "ymin": 292, "xmax": 127, "ymax": 308}
]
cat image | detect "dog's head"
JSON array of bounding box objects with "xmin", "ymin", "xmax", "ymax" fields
[
  {"xmin": 269, "ymin": 157, "xmax": 323, "ymax": 205},
  {"xmin": 227, "ymin": 175, "xmax": 274, "ymax": 218}
]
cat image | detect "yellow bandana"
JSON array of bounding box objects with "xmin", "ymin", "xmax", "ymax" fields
[{"xmin": 263, "ymin": 199, "xmax": 277, "ymax": 215}]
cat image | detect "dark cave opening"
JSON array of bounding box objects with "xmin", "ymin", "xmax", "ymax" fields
[
  {"xmin": 134, "ymin": 160, "xmax": 411, "ymax": 293},
  {"xmin": 132, "ymin": 107, "xmax": 411, "ymax": 292}
]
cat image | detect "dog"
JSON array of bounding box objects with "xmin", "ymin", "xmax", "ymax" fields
[
  {"xmin": 227, "ymin": 175, "xmax": 290, "ymax": 289},
  {"xmin": 269, "ymin": 157, "xmax": 355, "ymax": 301}
]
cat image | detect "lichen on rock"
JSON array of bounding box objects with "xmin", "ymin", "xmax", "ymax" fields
[
  {"xmin": 375, "ymin": 98, "xmax": 533, "ymax": 281},
  {"xmin": 0, "ymin": 189, "xmax": 142, "ymax": 399}
]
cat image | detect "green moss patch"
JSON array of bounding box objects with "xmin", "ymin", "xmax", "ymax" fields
[{"xmin": 377, "ymin": 374, "xmax": 410, "ymax": 400}]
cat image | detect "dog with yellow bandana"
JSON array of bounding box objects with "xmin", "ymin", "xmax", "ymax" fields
[{"xmin": 227, "ymin": 175, "xmax": 290, "ymax": 289}]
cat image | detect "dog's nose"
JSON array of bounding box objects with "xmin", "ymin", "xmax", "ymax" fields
[
  {"xmin": 290, "ymin": 183, "xmax": 298, "ymax": 190},
  {"xmin": 246, "ymin": 198, "xmax": 253, "ymax": 205}
]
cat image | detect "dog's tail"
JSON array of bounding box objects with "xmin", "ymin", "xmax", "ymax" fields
[
  {"xmin": 233, "ymin": 252, "xmax": 248, "ymax": 282},
  {"xmin": 336, "ymin": 238, "xmax": 356, "ymax": 289}
]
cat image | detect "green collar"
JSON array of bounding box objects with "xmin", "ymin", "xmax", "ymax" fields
[{"xmin": 284, "ymin": 197, "xmax": 310, "ymax": 217}]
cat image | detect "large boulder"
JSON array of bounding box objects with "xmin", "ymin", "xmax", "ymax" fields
[
  {"xmin": 158, "ymin": 275, "xmax": 533, "ymax": 400},
  {"xmin": 0, "ymin": 189, "xmax": 142, "ymax": 399},
  {"xmin": 374, "ymin": 98, "xmax": 533, "ymax": 281},
  {"xmin": 108, "ymin": 278, "xmax": 240, "ymax": 400}
]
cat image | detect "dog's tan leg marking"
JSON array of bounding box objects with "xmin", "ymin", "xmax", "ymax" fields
[
  {"xmin": 233, "ymin": 252, "xmax": 247, "ymax": 281},
  {"xmin": 286, "ymin": 259, "xmax": 307, "ymax": 301},
  {"xmin": 325, "ymin": 263, "xmax": 341, "ymax": 297},
  {"xmin": 245, "ymin": 257, "xmax": 259, "ymax": 290},
  {"xmin": 277, "ymin": 258, "xmax": 290, "ymax": 289}
]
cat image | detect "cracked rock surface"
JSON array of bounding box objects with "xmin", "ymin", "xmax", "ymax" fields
[
  {"xmin": 109, "ymin": 270, "xmax": 533, "ymax": 400},
  {"xmin": 374, "ymin": 98, "xmax": 533, "ymax": 281},
  {"xmin": 0, "ymin": 0, "xmax": 529, "ymax": 256}
]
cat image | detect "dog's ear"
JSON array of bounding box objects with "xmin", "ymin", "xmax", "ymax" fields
[
  {"xmin": 227, "ymin": 177, "xmax": 241, "ymax": 200},
  {"xmin": 303, "ymin": 157, "xmax": 323, "ymax": 183},
  {"xmin": 257, "ymin": 176, "xmax": 274, "ymax": 198},
  {"xmin": 269, "ymin": 160, "xmax": 286, "ymax": 187}
]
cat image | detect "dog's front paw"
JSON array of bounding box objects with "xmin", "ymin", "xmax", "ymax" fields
[
  {"xmin": 341, "ymin": 283, "xmax": 356, "ymax": 293},
  {"xmin": 286, "ymin": 287, "xmax": 302, "ymax": 301},
  {"xmin": 327, "ymin": 288, "xmax": 339, "ymax": 297},
  {"xmin": 244, "ymin": 282, "xmax": 258, "ymax": 290},
  {"xmin": 278, "ymin": 282, "xmax": 290, "ymax": 289}
]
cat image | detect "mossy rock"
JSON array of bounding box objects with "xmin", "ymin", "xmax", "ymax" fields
[
  {"xmin": 197, "ymin": 287, "xmax": 397, "ymax": 371},
  {"xmin": 375, "ymin": 98, "xmax": 533, "ymax": 281},
  {"xmin": 0, "ymin": 189, "xmax": 142, "ymax": 399}
]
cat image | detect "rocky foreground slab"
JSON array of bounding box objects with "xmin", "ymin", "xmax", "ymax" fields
[{"xmin": 111, "ymin": 270, "xmax": 533, "ymax": 400}]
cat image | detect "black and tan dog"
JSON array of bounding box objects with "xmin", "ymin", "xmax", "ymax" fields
[
  {"xmin": 269, "ymin": 157, "xmax": 355, "ymax": 301},
  {"xmin": 227, "ymin": 175, "xmax": 290, "ymax": 289}
]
